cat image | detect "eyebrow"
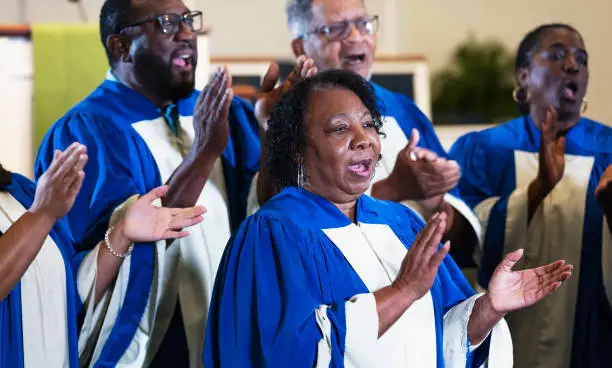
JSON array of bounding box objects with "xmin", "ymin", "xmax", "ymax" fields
[
  {"xmin": 548, "ymin": 42, "xmax": 586, "ymax": 52},
  {"xmin": 326, "ymin": 111, "xmax": 372, "ymax": 122}
]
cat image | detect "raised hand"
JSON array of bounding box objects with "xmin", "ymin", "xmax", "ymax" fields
[
  {"xmin": 595, "ymin": 164, "xmax": 612, "ymax": 216},
  {"xmin": 192, "ymin": 66, "xmax": 234, "ymax": 155},
  {"xmin": 121, "ymin": 185, "xmax": 206, "ymax": 243},
  {"xmin": 392, "ymin": 212, "xmax": 451, "ymax": 302},
  {"xmin": 486, "ymin": 249, "xmax": 573, "ymax": 314},
  {"xmin": 381, "ymin": 129, "xmax": 461, "ymax": 202},
  {"xmin": 254, "ymin": 55, "xmax": 318, "ymax": 131},
  {"xmin": 30, "ymin": 142, "xmax": 88, "ymax": 221},
  {"xmin": 537, "ymin": 107, "xmax": 566, "ymax": 193}
]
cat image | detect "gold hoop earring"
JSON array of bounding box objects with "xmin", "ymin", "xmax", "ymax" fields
[
  {"xmin": 512, "ymin": 87, "xmax": 530, "ymax": 103},
  {"xmin": 581, "ymin": 99, "xmax": 588, "ymax": 113},
  {"xmin": 512, "ymin": 87, "xmax": 520, "ymax": 103}
]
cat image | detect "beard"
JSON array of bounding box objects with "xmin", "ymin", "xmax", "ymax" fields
[{"xmin": 133, "ymin": 50, "xmax": 195, "ymax": 102}]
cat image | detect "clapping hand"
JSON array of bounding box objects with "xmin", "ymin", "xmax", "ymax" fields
[
  {"xmin": 486, "ymin": 249, "xmax": 573, "ymax": 314},
  {"xmin": 254, "ymin": 55, "xmax": 318, "ymax": 131},
  {"xmin": 30, "ymin": 142, "xmax": 88, "ymax": 221}
]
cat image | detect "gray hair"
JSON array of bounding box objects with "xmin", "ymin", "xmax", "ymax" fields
[{"xmin": 286, "ymin": 0, "xmax": 314, "ymax": 38}]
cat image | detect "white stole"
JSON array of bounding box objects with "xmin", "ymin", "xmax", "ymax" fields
[
  {"xmin": 322, "ymin": 222, "xmax": 512, "ymax": 367},
  {"xmin": 499, "ymin": 150, "xmax": 594, "ymax": 368},
  {"xmin": 0, "ymin": 192, "xmax": 69, "ymax": 368},
  {"xmin": 131, "ymin": 115, "xmax": 230, "ymax": 368}
]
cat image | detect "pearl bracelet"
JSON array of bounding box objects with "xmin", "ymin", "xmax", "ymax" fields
[{"xmin": 104, "ymin": 226, "xmax": 134, "ymax": 258}]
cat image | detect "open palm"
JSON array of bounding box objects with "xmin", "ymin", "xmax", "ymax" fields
[
  {"xmin": 123, "ymin": 185, "xmax": 206, "ymax": 243},
  {"xmin": 487, "ymin": 249, "xmax": 573, "ymax": 314}
]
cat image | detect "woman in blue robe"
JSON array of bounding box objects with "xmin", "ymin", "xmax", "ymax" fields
[
  {"xmin": 449, "ymin": 24, "xmax": 612, "ymax": 368},
  {"xmin": 0, "ymin": 142, "xmax": 206, "ymax": 368},
  {"xmin": 203, "ymin": 69, "xmax": 573, "ymax": 367}
]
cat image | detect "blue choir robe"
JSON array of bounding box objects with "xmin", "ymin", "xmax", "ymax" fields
[
  {"xmin": 449, "ymin": 115, "xmax": 612, "ymax": 368},
  {"xmin": 0, "ymin": 173, "xmax": 119, "ymax": 368},
  {"xmin": 34, "ymin": 71, "xmax": 261, "ymax": 367},
  {"xmin": 368, "ymin": 83, "xmax": 481, "ymax": 248},
  {"xmin": 204, "ymin": 187, "xmax": 513, "ymax": 367}
]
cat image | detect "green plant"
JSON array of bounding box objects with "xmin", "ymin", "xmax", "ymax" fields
[{"xmin": 431, "ymin": 34, "xmax": 517, "ymax": 124}]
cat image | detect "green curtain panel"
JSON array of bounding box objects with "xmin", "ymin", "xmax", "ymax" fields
[{"xmin": 32, "ymin": 23, "xmax": 108, "ymax": 152}]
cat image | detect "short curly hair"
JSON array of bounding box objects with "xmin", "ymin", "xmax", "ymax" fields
[{"xmin": 266, "ymin": 69, "xmax": 385, "ymax": 191}]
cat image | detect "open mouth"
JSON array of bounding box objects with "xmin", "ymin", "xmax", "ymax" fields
[
  {"xmin": 561, "ymin": 80, "xmax": 579, "ymax": 100},
  {"xmin": 344, "ymin": 53, "xmax": 367, "ymax": 65},
  {"xmin": 172, "ymin": 53, "xmax": 194, "ymax": 70},
  {"xmin": 347, "ymin": 158, "xmax": 374, "ymax": 177}
]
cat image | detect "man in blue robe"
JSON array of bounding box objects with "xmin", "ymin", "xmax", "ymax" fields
[
  {"xmin": 449, "ymin": 23, "xmax": 612, "ymax": 368},
  {"xmin": 32, "ymin": 0, "xmax": 294, "ymax": 365},
  {"xmin": 283, "ymin": 0, "xmax": 481, "ymax": 270}
]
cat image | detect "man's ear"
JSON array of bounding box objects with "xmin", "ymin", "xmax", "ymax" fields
[{"xmin": 107, "ymin": 34, "xmax": 132, "ymax": 63}]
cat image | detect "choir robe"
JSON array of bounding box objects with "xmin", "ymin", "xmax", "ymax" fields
[
  {"xmin": 33, "ymin": 71, "xmax": 261, "ymax": 367},
  {"xmin": 449, "ymin": 115, "xmax": 612, "ymax": 368},
  {"xmin": 0, "ymin": 173, "xmax": 119, "ymax": 368},
  {"xmin": 204, "ymin": 187, "xmax": 513, "ymax": 367}
]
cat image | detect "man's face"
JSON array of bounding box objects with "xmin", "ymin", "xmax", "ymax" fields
[
  {"xmin": 298, "ymin": 0, "xmax": 377, "ymax": 80},
  {"xmin": 124, "ymin": 0, "xmax": 199, "ymax": 101}
]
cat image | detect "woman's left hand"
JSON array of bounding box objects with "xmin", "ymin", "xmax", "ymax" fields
[
  {"xmin": 122, "ymin": 185, "xmax": 206, "ymax": 243},
  {"xmin": 486, "ymin": 249, "xmax": 573, "ymax": 314}
]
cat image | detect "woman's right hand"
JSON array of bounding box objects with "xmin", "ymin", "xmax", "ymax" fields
[
  {"xmin": 392, "ymin": 212, "xmax": 450, "ymax": 303},
  {"xmin": 536, "ymin": 107, "xmax": 566, "ymax": 193},
  {"xmin": 30, "ymin": 142, "xmax": 88, "ymax": 222}
]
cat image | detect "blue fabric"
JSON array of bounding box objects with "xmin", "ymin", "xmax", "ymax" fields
[
  {"xmin": 203, "ymin": 187, "xmax": 488, "ymax": 367},
  {"xmin": 0, "ymin": 173, "xmax": 81, "ymax": 368},
  {"xmin": 449, "ymin": 115, "xmax": 612, "ymax": 367},
  {"xmin": 160, "ymin": 104, "xmax": 180, "ymax": 137},
  {"xmin": 33, "ymin": 79, "xmax": 260, "ymax": 365}
]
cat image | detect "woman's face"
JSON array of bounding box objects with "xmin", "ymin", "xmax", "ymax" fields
[
  {"xmin": 517, "ymin": 27, "xmax": 589, "ymax": 120},
  {"xmin": 302, "ymin": 86, "xmax": 381, "ymax": 205}
]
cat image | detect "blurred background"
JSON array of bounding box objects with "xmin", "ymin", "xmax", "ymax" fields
[{"xmin": 1, "ymin": 0, "xmax": 610, "ymax": 177}]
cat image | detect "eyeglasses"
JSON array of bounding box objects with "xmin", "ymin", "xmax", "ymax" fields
[
  {"xmin": 303, "ymin": 15, "xmax": 379, "ymax": 41},
  {"xmin": 118, "ymin": 11, "xmax": 203, "ymax": 35}
]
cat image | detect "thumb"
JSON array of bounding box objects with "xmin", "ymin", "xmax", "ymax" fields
[
  {"xmin": 141, "ymin": 185, "xmax": 169, "ymax": 204},
  {"xmin": 404, "ymin": 128, "xmax": 420, "ymax": 153},
  {"xmin": 556, "ymin": 135, "xmax": 566, "ymax": 155},
  {"xmin": 260, "ymin": 62, "xmax": 280, "ymax": 93},
  {"xmin": 498, "ymin": 248, "xmax": 524, "ymax": 273}
]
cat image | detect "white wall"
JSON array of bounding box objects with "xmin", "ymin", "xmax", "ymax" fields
[{"xmin": 1, "ymin": 0, "xmax": 611, "ymax": 124}]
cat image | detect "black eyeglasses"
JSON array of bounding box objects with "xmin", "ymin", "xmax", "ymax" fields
[
  {"xmin": 118, "ymin": 11, "xmax": 203, "ymax": 35},
  {"xmin": 303, "ymin": 15, "xmax": 379, "ymax": 41}
]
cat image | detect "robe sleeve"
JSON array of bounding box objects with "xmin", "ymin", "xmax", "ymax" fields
[
  {"xmin": 203, "ymin": 215, "xmax": 380, "ymax": 367},
  {"xmin": 34, "ymin": 112, "xmax": 159, "ymax": 366},
  {"xmin": 222, "ymin": 97, "xmax": 262, "ymax": 229},
  {"xmin": 436, "ymin": 257, "xmax": 513, "ymax": 368},
  {"xmin": 34, "ymin": 112, "xmax": 160, "ymax": 252}
]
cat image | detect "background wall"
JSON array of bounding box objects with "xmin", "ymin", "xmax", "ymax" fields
[{"xmin": 2, "ymin": 0, "xmax": 609, "ymax": 124}]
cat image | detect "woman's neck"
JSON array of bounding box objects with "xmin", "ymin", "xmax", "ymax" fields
[
  {"xmin": 303, "ymin": 185, "xmax": 359, "ymax": 222},
  {"xmin": 530, "ymin": 107, "xmax": 580, "ymax": 133},
  {"xmin": 333, "ymin": 200, "xmax": 358, "ymax": 222}
]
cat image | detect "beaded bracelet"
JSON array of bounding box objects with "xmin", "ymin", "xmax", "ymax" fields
[{"xmin": 104, "ymin": 226, "xmax": 134, "ymax": 258}]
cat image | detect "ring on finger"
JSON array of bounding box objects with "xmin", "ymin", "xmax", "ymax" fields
[{"xmin": 409, "ymin": 151, "xmax": 417, "ymax": 162}]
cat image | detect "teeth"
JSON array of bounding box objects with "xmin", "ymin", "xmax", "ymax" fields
[{"xmin": 179, "ymin": 54, "xmax": 191, "ymax": 60}]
